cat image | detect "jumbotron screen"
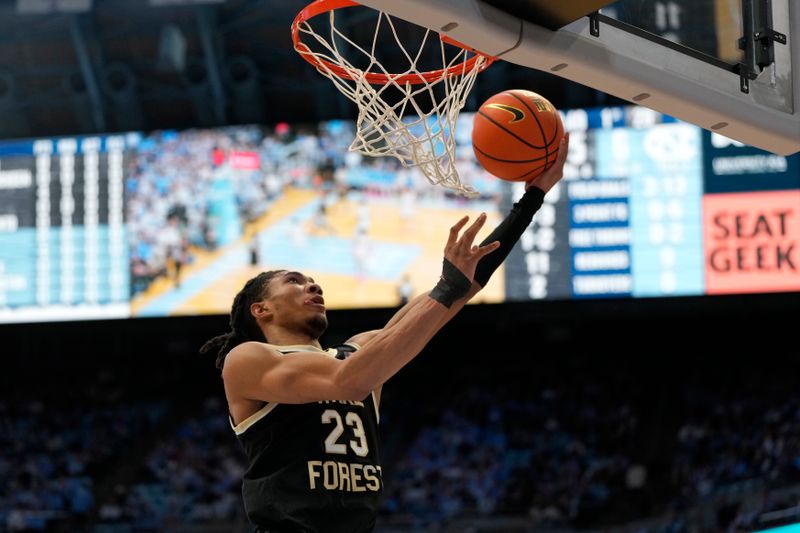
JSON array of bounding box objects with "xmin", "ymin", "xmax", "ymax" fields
[{"xmin": 0, "ymin": 106, "xmax": 798, "ymax": 323}]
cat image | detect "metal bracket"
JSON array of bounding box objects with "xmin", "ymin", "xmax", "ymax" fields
[
  {"xmin": 739, "ymin": 29, "xmax": 787, "ymax": 56},
  {"xmin": 754, "ymin": 29, "xmax": 787, "ymax": 46},
  {"xmin": 733, "ymin": 63, "xmax": 759, "ymax": 94},
  {"xmin": 735, "ymin": 0, "xmax": 786, "ymax": 93},
  {"xmin": 589, "ymin": 12, "xmax": 599, "ymax": 37}
]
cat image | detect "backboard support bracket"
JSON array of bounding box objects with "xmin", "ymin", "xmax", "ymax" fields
[
  {"xmin": 736, "ymin": 0, "xmax": 788, "ymax": 93},
  {"xmin": 589, "ymin": 11, "xmax": 599, "ymax": 37}
]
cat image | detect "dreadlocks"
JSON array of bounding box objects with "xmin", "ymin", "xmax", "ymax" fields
[{"xmin": 200, "ymin": 270, "xmax": 285, "ymax": 370}]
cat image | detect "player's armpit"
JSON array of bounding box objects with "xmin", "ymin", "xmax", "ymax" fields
[{"xmin": 222, "ymin": 342, "xmax": 369, "ymax": 404}]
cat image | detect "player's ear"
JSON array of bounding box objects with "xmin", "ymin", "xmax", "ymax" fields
[{"xmin": 251, "ymin": 301, "xmax": 272, "ymax": 321}]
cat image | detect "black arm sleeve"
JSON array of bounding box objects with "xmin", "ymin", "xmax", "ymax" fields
[{"xmin": 473, "ymin": 186, "xmax": 546, "ymax": 287}]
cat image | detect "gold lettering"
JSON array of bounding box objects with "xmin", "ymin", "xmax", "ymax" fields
[
  {"xmin": 363, "ymin": 464, "xmax": 381, "ymax": 491},
  {"xmin": 323, "ymin": 461, "xmax": 338, "ymax": 490},
  {"xmin": 307, "ymin": 460, "xmax": 322, "ymax": 490},
  {"xmin": 338, "ymin": 461, "xmax": 351, "ymax": 491},
  {"xmin": 317, "ymin": 400, "xmax": 364, "ymax": 407},
  {"xmin": 350, "ymin": 463, "xmax": 365, "ymax": 492},
  {"xmin": 308, "ymin": 460, "xmax": 382, "ymax": 492}
]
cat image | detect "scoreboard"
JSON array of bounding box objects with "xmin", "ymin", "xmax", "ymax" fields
[
  {"xmin": 501, "ymin": 106, "xmax": 800, "ymax": 301},
  {"xmin": 0, "ymin": 107, "xmax": 797, "ymax": 324},
  {"xmin": 0, "ymin": 134, "xmax": 139, "ymax": 322}
]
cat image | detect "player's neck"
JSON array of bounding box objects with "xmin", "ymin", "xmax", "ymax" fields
[{"xmin": 264, "ymin": 327, "xmax": 322, "ymax": 349}]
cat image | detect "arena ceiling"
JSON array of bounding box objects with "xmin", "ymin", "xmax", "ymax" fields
[{"xmin": 0, "ymin": 0, "xmax": 608, "ymax": 140}]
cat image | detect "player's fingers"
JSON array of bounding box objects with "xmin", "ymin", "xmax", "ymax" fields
[
  {"xmin": 555, "ymin": 133, "xmax": 570, "ymax": 166},
  {"xmin": 448, "ymin": 216, "xmax": 469, "ymax": 246},
  {"xmin": 474, "ymin": 240, "xmax": 501, "ymax": 259},
  {"xmin": 460, "ymin": 212, "xmax": 487, "ymax": 246}
]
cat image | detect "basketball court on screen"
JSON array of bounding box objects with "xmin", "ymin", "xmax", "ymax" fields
[{"xmin": 130, "ymin": 186, "xmax": 503, "ymax": 316}]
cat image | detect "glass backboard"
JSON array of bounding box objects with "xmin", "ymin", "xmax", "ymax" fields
[
  {"xmin": 603, "ymin": 0, "xmax": 744, "ymax": 65},
  {"xmin": 356, "ymin": 0, "xmax": 798, "ymax": 156}
]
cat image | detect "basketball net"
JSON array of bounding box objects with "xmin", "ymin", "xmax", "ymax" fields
[{"xmin": 292, "ymin": 0, "xmax": 494, "ymax": 197}]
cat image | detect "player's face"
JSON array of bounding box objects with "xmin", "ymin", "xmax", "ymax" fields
[{"xmin": 264, "ymin": 271, "xmax": 328, "ymax": 337}]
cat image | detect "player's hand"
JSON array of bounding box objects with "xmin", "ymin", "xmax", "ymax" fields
[
  {"xmin": 526, "ymin": 132, "xmax": 569, "ymax": 193},
  {"xmin": 443, "ymin": 214, "xmax": 501, "ymax": 282}
]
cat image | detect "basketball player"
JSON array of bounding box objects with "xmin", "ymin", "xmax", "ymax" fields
[{"xmin": 201, "ymin": 135, "xmax": 570, "ymax": 533}]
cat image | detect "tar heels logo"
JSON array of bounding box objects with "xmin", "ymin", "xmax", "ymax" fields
[{"xmin": 486, "ymin": 103, "xmax": 525, "ymax": 123}]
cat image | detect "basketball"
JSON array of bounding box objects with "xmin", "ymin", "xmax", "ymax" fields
[{"xmin": 472, "ymin": 90, "xmax": 564, "ymax": 182}]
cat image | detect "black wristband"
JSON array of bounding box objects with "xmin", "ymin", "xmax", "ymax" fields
[
  {"xmin": 429, "ymin": 258, "xmax": 472, "ymax": 308},
  {"xmin": 473, "ymin": 186, "xmax": 546, "ymax": 287}
]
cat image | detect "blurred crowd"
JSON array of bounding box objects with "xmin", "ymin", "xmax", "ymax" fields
[
  {"xmin": 3, "ymin": 345, "xmax": 798, "ymax": 532},
  {"xmin": 377, "ymin": 367, "xmax": 800, "ymax": 530},
  {"xmin": 0, "ymin": 400, "xmax": 167, "ymax": 532},
  {"xmin": 382, "ymin": 385, "xmax": 641, "ymax": 527},
  {"xmin": 127, "ymin": 127, "xmax": 279, "ymax": 294},
  {"xmin": 672, "ymin": 391, "xmax": 800, "ymax": 501},
  {"xmin": 125, "ymin": 120, "xmax": 500, "ymax": 296},
  {"xmin": 93, "ymin": 397, "xmax": 243, "ymax": 531}
]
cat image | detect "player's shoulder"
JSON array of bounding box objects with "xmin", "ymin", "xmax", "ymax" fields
[
  {"xmin": 222, "ymin": 341, "xmax": 280, "ymax": 375},
  {"xmin": 228, "ymin": 340, "xmax": 279, "ymax": 358}
]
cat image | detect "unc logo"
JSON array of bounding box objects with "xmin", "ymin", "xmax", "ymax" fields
[{"xmin": 711, "ymin": 132, "xmax": 745, "ymax": 148}]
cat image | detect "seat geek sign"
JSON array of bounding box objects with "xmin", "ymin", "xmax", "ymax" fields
[
  {"xmin": 701, "ymin": 132, "xmax": 800, "ymax": 295},
  {"xmin": 703, "ymin": 191, "xmax": 800, "ymax": 294}
]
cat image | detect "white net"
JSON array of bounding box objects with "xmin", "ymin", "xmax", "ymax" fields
[{"xmin": 293, "ymin": 3, "xmax": 493, "ymax": 197}]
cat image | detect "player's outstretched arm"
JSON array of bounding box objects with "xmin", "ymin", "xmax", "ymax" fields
[
  {"xmin": 355, "ymin": 279, "xmax": 481, "ymax": 348},
  {"xmin": 353, "ymin": 134, "xmax": 572, "ymax": 347},
  {"xmin": 472, "ymin": 133, "xmax": 569, "ymax": 287},
  {"xmin": 223, "ymin": 215, "xmax": 499, "ymax": 405}
]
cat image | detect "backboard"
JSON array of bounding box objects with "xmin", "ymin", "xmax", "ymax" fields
[{"xmin": 355, "ymin": 0, "xmax": 799, "ymax": 156}]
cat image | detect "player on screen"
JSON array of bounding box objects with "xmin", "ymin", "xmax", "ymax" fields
[{"xmin": 200, "ymin": 135, "xmax": 569, "ymax": 533}]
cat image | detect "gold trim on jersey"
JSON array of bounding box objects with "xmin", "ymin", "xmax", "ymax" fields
[
  {"xmin": 266, "ymin": 343, "xmax": 328, "ymax": 353},
  {"xmin": 266, "ymin": 343, "xmax": 341, "ymax": 358},
  {"xmin": 230, "ymin": 341, "xmax": 379, "ymax": 433},
  {"xmin": 370, "ymin": 390, "xmax": 380, "ymax": 424},
  {"xmin": 230, "ymin": 402, "xmax": 279, "ymax": 435}
]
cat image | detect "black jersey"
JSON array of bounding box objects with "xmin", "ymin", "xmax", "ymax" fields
[{"xmin": 230, "ymin": 343, "xmax": 382, "ymax": 533}]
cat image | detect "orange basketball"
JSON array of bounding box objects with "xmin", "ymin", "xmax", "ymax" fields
[{"xmin": 472, "ymin": 90, "xmax": 564, "ymax": 182}]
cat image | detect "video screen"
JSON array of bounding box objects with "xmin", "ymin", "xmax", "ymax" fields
[
  {"xmin": 0, "ymin": 106, "xmax": 797, "ymax": 323},
  {"xmin": 0, "ymin": 134, "xmax": 139, "ymax": 323}
]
